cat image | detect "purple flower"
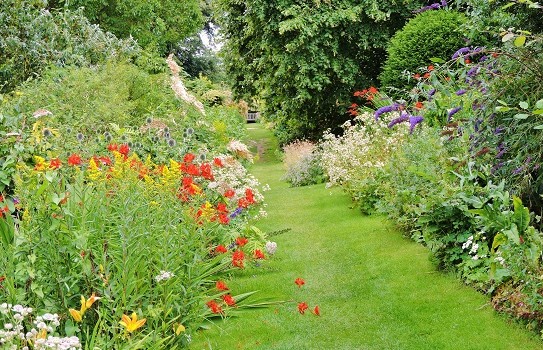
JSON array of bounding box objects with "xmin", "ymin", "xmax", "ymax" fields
[
  {"xmin": 496, "ymin": 147, "xmax": 506, "ymax": 159},
  {"xmin": 409, "ymin": 115, "xmax": 424, "ymax": 134},
  {"xmin": 413, "ymin": 2, "xmax": 443, "ymax": 13},
  {"xmin": 428, "ymin": 89, "xmax": 436, "ymax": 97},
  {"xmin": 455, "ymin": 89, "xmax": 467, "ymax": 96},
  {"xmin": 494, "ymin": 126, "xmax": 505, "ymax": 135},
  {"xmin": 441, "ymin": 0, "xmax": 447, "ymax": 6},
  {"xmin": 474, "ymin": 119, "xmax": 483, "ymax": 132},
  {"xmin": 447, "ymin": 106, "xmax": 462, "ymax": 120},
  {"xmin": 479, "ymin": 55, "xmax": 489, "ymax": 62},
  {"xmin": 229, "ymin": 207, "xmax": 243, "ymax": 219},
  {"xmin": 374, "ymin": 103, "xmax": 402, "ymax": 120},
  {"xmin": 491, "ymin": 162, "xmax": 504, "ymax": 174},
  {"xmin": 452, "ymin": 47, "xmax": 471, "ymax": 60},
  {"xmin": 387, "ymin": 113, "xmax": 409, "ymax": 128},
  {"xmin": 467, "ymin": 66, "xmax": 479, "ymax": 77},
  {"xmin": 513, "ymin": 166, "xmax": 524, "ymax": 175}
]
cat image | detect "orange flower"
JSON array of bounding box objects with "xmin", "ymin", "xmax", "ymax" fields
[
  {"xmin": 119, "ymin": 312, "xmax": 146, "ymax": 333},
  {"xmin": 368, "ymin": 86, "xmax": 378, "ymax": 94},
  {"xmin": 313, "ymin": 305, "xmax": 320, "ymax": 316},
  {"xmin": 224, "ymin": 189, "xmax": 235, "ymax": 198},
  {"xmin": 206, "ymin": 300, "xmax": 223, "ymax": 314},
  {"xmin": 427, "ymin": 65, "xmax": 434, "ymax": 71},
  {"xmin": 213, "ymin": 157, "xmax": 223, "ymax": 167},
  {"xmin": 119, "ymin": 144, "xmax": 130, "ymax": 156},
  {"xmin": 216, "ymin": 280, "xmax": 229, "ymax": 291},
  {"xmin": 415, "ymin": 101, "xmax": 424, "ymax": 109},
  {"xmin": 295, "ymin": 278, "xmax": 305, "ymax": 288},
  {"xmin": 413, "ymin": 73, "xmax": 421, "ymax": 80},
  {"xmin": 67, "ymin": 153, "xmax": 82, "ymax": 166},
  {"xmin": 49, "ymin": 158, "xmax": 62, "ymax": 169},
  {"xmin": 215, "ymin": 245, "xmax": 228, "ymax": 254},
  {"xmin": 222, "ymin": 294, "xmax": 236, "ymax": 307},
  {"xmin": 254, "ymin": 249, "xmax": 265, "ymax": 260},
  {"xmin": 236, "ymin": 237, "xmax": 248, "ymax": 247},
  {"xmin": 298, "ymin": 302, "xmax": 309, "ymax": 314},
  {"xmin": 107, "ymin": 143, "xmax": 118, "ymax": 152},
  {"xmin": 232, "ymin": 250, "xmax": 245, "ymax": 268}
]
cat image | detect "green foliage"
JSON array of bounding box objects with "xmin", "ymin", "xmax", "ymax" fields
[
  {"xmin": 175, "ymin": 36, "xmax": 224, "ymax": 82},
  {"xmin": 52, "ymin": 0, "xmax": 204, "ymax": 55},
  {"xmin": 379, "ymin": 10, "xmax": 468, "ymax": 91},
  {"xmin": 0, "ymin": 1, "xmax": 140, "ymax": 93},
  {"xmin": 215, "ymin": 0, "xmax": 425, "ymax": 144}
]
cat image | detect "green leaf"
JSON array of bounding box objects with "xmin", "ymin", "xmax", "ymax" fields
[
  {"xmin": 492, "ymin": 233, "xmax": 508, "ymax": 251},
  {"xmin": 495, "ymin": 106, "xmax": 511, "ymax": 112},
  {"xmin": 536, "ymin": 99, "xmax": 543, "ymax": 109},
  {"xmin": 504, "ymin": 225, "xmax": 520, "ymax": 245},
  {"xmin": 512, "ymin": 195, "xmax": 530, "ymax": 232},
  {"xmin": 533, "ymin": 125, "xmax": 543, "ymax": 130},
  {"xmin": 429, "ymin": 57, "xmax": 445, "ymax": 64},
  {"xmin": 513, "ymin": 113, "xmax": 529, "ymax": 120},
  {"xmin": 497, "ymin": 100, "xmax": 509, "ymax": 106},
  {"xmin": 519, "ymin": 101, "xmax": 529, "ymax": 109},
  {"xmin": 514, "ymin": 35, "xmax": 526, "ymax": 47},
  {"xmin": 501, "ymin": 2, "xmax": 515, "ymax": 9},
  {"xmin": 532, "ymin": 109, "xmax": 543, "ymax": 115}
]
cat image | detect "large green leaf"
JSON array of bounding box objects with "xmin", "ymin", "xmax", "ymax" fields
[{"xmin": 512, "ymin": 195, "xmax": 530, "ymax": 232}]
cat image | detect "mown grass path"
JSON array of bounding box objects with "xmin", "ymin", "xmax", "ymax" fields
[{"xmin": 191, "ymin": 124, "xmax": 542, "ymax": 350}]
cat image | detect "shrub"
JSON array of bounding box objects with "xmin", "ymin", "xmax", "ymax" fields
[
  {"xmin": 379, "ymin": 10, "xmax": 468, "ymax": 91},
  {"xmin": 281, "ymin": 140, "xmax": 324, "ymax": 187}
]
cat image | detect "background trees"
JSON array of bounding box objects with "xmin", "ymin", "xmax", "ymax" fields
[{"xmin": 215, "ymin": 0, "xmax": 425, "ymax": 143}]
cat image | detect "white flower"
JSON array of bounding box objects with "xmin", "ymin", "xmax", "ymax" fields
[
  {"xmin": 4, "ymin": 324, "xmax": 13, "ymax": 330},
  {"xmin": 472, "ymin": 255, "xmax": 479, "ymax": 260},
  {"xmin": 265, "ymin": 241, "xmax": 277, "ymax": 255},
  {"xmin": 155, "ymin": 270, "xmax": 175, "ymax": 282}
]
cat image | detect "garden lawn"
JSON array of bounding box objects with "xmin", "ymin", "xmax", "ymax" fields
[{"xmin": 190, "ymin": 124, "xmax": 543, "ymax": 350}]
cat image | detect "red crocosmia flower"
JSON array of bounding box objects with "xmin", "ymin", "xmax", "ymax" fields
[
  {"xmin": 245, "ymin": 188, "xmax": 255, "ymax": 203},
  {"xmin": 238, "ymin": 198, "xmax": 249, "ymax": 208},
  {"xmin": 215, "ymin": 245, "xmax": 228, "ymax": 254},
  {"xmin": 119, "ymin": 144, "xmax": 130, "ymax": 156},
  {"xmin": 348, "ymin": 109, "xmax": 358, "ymax": 117},
  {"xmin": 184, "ymin": 153, "xmax": 195, "ymax": 163},
  {"xmin": 222, "ymin": 294, "xmax": 236, "ymax": 307},
  {"xmin": 218, "ymin": 214, "xmax": 230, "ymax": 225},
  {"xmin": 254, "ymin": 249, "xmax": 265, "ymax": 260},
  {"xmin": 350, "ymin": 103, "xmax": 358, "ymax": 109},
  {"xmin": 217, "ymin": 202, "xmax": 228, "ymax": 213},
  {"xmin": 295, "ymin": 278, "xmax": 305, "ymax": 288},
  {"xmin": 200, "ymin": 163, "xmax": 214, "ymax": 180},
  {"xmin": 313, "ymin": 305, "xmax": 320, "ymax": 316},
  {"xmin": 423, "ymin": 72, "xmax": 430, "ymax": 79},
  {"xmin": 213, "ymin": 157, "xmax": 223, "ymax": 167},
  {"xmin": 236, "ymin": 237, "xmax": 248, "ymax": 247},
  {"xmin": 428, "ymin": 65, "xmax": 434, "ymax": 71},
  {"xmin": 298, "ymin": 302, "xmax": 309, "ymax": 315},
  {"xmin": 413, "ymin": 73, "xmax": 421, "ymax": 80},
  {"xmin": 206, "ymin": 300, "xmax": 223, "ymax": 314},
  {"xmin": 67, "ymin": 153, "xmax": 82, "ymax": 166},
  {"xmin": 49, "ymin": 158, "xmax": 62, "ymax": 169},
  {"xmin": 216, "ymin": 280, "xmax": 229, "ymax": 291},
  {"xmin": 187, "ymin": 164, "xmax": 200, "ymax": 176},
  {"xmin": 368, "ymin": 86, "xmax": 378, "ymax": 94},
  {"xmin": 232, "ymin": 250, "xmax": 245, "ymax": 268},
  {"xmin": 415, "ymin": 101, "xmax": 424, "ymax": 109},
  {"xmin": 465, "ymin": 58, "xmax": 471, "ymax": 64},
  {"xmin": 107, "ymin": 143, "xmax": 118, "ymax": 152},
  {"xmin": 224, "ymin": 189, "xmax": 235, "ymax": 198}
]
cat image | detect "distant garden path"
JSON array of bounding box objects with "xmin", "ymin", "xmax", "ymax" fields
[{"xmin": 190, "ymin": 124, "xmax": 542, "ymax": 350}]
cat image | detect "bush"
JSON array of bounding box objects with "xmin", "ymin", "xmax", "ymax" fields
[
  {"xmin": 379, "ymin": 10, "xmax": 468, "ymax": 91},
  {"xmin": 281, "ymin": 140, "xmax": 324, "ymax": 187}
]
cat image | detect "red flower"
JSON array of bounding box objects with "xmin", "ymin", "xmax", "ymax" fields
[
  {"xmin": 232, "ymin": 250, "xmax": 245, "ymax": 268},
  {"xmin": 298, "ymin": 302, "xmax": 309, "ymax": 314},
  {"xmin": 253, "ymin": 249, "xmax": 265, "ymax": 260},
  {"xmin": 67, "ymin": 153, "xmax": 82, "ymax": 166},
  {"xmin": 215, "ymin": 245, "xmax": 228, "ymax": 254},
  {"xmin": 119, "ymin": 144, "xmax": 130, "ymax": 156},
  {"xmin": 186, "ymin": 164, "xmax": 200, "ymax": 176},
  {"xmin": 213, "ymin": 157, "xmax": 223, "ymax": 167},
  {"xmin": 222, "ymin": 294, "xmax": 236, "ymax": 307},
  {"xmin": 206, "ymin": 300, "xmax": 223, "ymax": 314},
  {"xmin": 465, "ymin": 58, "xmax": 471, "ymax": 64},
  {"xmin": 295, "ymin": 278, "xmax": 305, "ymax": 288},
  {"xmin": 423, "ymin": 72, "xmax": 430, "ymax": 79},
  {"xmin": 224, "ymin": 189, "xmax": 235, "ymax": 198},
  {"xmin": 216, "ymin": 280, "xmax": 229, "ymax": 291},
  {"xmin": 217, "ymin": 202, "xmax": 228, "ymax": 213},
  {"xmin": 245, "ymin": 189, "xmax": 255, "ymax": 203},
  {"xmin": 236, "ymin": 237, "xmax": 248, "ymax": 247},
  {"xmin": 49, "ymin": 158, "xmax": 62, "ymax": 169},
  {"xmin": 427, "ymin": 65, "xmax": 434, "ymax": 71},
  {"xmin": 183, "ymin": 153, "xmax": 195, "ymax": 163},
  {"xmin": 415, "ymin": 101, "xmax": 424, "ymax": 109},
  {"xmin": 368, "ymin": 86, "xmax": 378, "ymax": 94},
  {"xmin": 238, "ymin": 198, "xmax": 249, "ymax": 208},
  {"xmin": 200, "ymin": 163, "xmax": 214, "ymax": 180},
  {"xmin": 218, "ymin": 214, "xmax": 230, "ymax": 225},
  {"xmin": 312, "ymin": 305, "xmax": 320, "ymax": 316},
  {"xmin": 107, "ymin": 143, "xmax": 118, "ymax": 152},
  {"xmin": 98, "ymin": 156, "xmax": 112, "ymax": 166},
  {"xmin": 413, "ymin": 73, "xmax": 421, "ymax": 80}
]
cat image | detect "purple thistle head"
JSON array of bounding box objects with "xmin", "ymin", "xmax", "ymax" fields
[
  {"xmin": 447, "ymin": 106, "xmax": 462, "ymax": 120},
  {"xmin": 374, "ymin": 103, "xmax": 402, "ymax": 121},
  {"xmin": 494, "ymin": 126, "xmax": 505, "ymax": 135},
  {"xmin": 387, "ymin": 113, "xmax": 410, "ymax": 128},
  {"xmin": 455, "ymin": 89, "xmax": 467, "ymax": 96},
  {"xmin": 452, "ymin": 47, "xmax": 471, "ymax": 60},
  {"xmin": 409, "ymin": 115, "xmax": 424, "ymax": 134}
]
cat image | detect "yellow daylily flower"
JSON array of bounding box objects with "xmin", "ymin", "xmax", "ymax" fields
[
  {"xmin": 81, "ymin": 293, "xmax": 101, "ymax": 314},
  {"xmin": 174, "ymin": 323, "xmax": 186, "ymax": 336},
  {"xmin": 119, "ymin": 312, "xmax": 147, "ymax": 333},
  {"xmin": 69, "ymin": 309, "xmax": 83, "ymax": 322}
]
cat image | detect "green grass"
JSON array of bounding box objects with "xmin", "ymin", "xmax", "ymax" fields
[{"xmin": 190, "ymin": 123, "xmax": 543, "ymax": 350}]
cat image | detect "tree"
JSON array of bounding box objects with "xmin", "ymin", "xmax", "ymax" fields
[
  {"xmin": 215, "ymin": 0, "xmax": 425, "ymax": 143},
  {"xmin": 50, "ymin": 0, "xmax": 204, "ymax": 55}
]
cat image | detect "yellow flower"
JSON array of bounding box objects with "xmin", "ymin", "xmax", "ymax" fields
[
  {"xmin": 174, "ymin": 323, "xmax": 186, "ymax": 335},
  {"xmin": 119, "ymin": 312, "xmax": 146, "ymax": 333},
  {"xmin": 69, "ymin": 309, "xmax": 83, "ymax": 322},
  {"xmin": 81, "ymin": 293, "xmax": 101, "ymax": 314}
]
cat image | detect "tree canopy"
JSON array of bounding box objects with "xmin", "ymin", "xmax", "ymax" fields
[
  {"xmin": 50, "ymin": 0, "xmax": 203, "ymax": 54},
  {"xmin": 215, "ymin": 0, "xmax": 425, "ymax": 143}
]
